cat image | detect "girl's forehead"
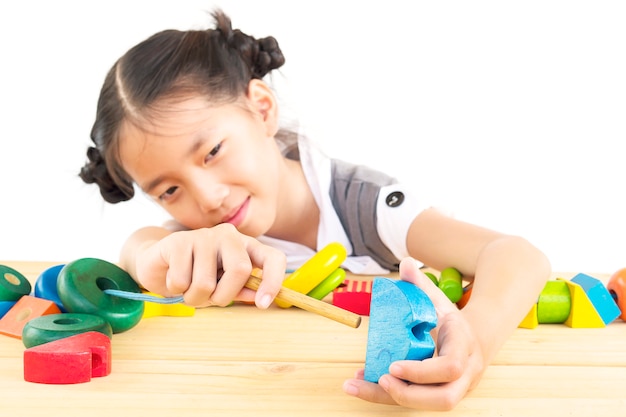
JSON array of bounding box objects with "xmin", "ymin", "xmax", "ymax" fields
[
  {"xmin": 120, "ymin": 98, "xmax": 217, "ymax": 139},
  {"xmin": 147, "ymin": 96, "xmax": 215, "ymax": 129},
  {"xmin": 117, "ymin": 117, "xmax": 191, "ymax": 187},
  {"xmin": 131, "ymin": 95, "xmax": 250, "ymax": 135},
  {"xmin": 117, "ymin": 97, "xmax": 250, "ymax": 164}
]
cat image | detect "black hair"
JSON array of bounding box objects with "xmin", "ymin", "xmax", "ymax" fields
[{"xmin": 79, "ymin": 9, "xmax": 286, "ymax": 203}]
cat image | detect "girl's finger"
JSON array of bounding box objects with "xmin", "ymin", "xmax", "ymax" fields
[
  {"xmin": 379, "ymin": 374, "xmax": 468, "ymax": 411},
  {"xmin": 342, "ymin": 378, "xmax": 397, "ymax": 406},
  {"xmin": 207, "ymin": 235, "xmax": 253, "ymax": 306},
  {"xmin": 244, "ymin": 238, "xmax": 287, "ymax": 309},
  {"xmin": 399, "ymin": 257, "xmax": 459, "ymax": 316}
]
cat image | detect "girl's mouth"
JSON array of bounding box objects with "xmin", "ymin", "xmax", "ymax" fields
[{"xmin": 223, "ymin": 197, "xmax": 250, "ymax": 227}]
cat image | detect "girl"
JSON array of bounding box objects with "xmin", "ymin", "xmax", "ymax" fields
[{"xmin": 79, "ymin": 9, "xmax": 551, "ymax": 411}]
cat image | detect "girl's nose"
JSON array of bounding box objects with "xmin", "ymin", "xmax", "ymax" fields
[{"xmin": 193, "ymin": 182, "xmax": 229, "ymax": 212}]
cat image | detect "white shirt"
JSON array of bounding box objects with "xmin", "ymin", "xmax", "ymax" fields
[{"xmin": 258, "ymin": 136, "xmax": 426, "ymax": 275}]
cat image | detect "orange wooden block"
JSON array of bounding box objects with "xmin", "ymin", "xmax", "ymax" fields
[
  {"xmin": 0, "ymin": 295, "xmax": 61, "ymax": 339},
  {"xmin": 24, "ymin": 331, "xmax": 111, "ymax": 384},
  {"xmin": 456, "ymin": 283, "xmax": 473, "ymax": 309},
  {"xmin": 607, "ymin": 268, "xmax": 626, "ymax": 321}
]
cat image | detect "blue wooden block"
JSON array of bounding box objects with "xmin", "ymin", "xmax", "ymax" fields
[
  {"xmin": 0, "ymin": 300, "xmax": 17, "ymax": 318},
  {"xmin": 570, "ymin": 273, "xmax": 621, "ymax": 325},
  {"xmin": 364, "ymin": 278, "xmax": 437, "ymax": 383},
  {"xmin": 33, "ymin": 264, "xmax": 66, "ymax": 312}
]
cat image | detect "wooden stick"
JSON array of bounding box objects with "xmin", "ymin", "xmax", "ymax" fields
[{"xmin": 245, "ymin": 276, "xmax": 362, "ymax": 328}]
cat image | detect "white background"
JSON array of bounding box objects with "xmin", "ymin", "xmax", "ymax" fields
[{"xmin": 0, "ymin": 1, "xmax": 624, "ymax": 274}]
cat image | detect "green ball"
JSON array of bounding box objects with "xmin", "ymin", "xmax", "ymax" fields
[
  {"xmin": 22, "ymin": 313, "xmax": 113, "ymax": 348},
  {"xmin": 57, "ymin": 258, "xmax": 144, "ymax": 333}
]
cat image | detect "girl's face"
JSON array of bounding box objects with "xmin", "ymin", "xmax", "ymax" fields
[{"xmin": 118, "ymin": 82, "xmax": 283, "ymax": 237}]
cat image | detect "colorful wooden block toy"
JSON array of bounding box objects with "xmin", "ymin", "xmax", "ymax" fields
[
  {"xmin": 0, "ymin": 295, "xmax": 61, "ymax": 339},
  {"xmin": 606, "ymin": 268, "xmax": 626, "ymax": 321},
  {"xmin": 519, "ymin": 280, "xmax": 572, "ymax": 329},
  {"xmin": 558, "ymin": 278, "xmax": 607, "ymax": 328},
  {"xmin": 142, "ymin": 292, "xmax": 196, "ymax": 318},
  {"xmin": 22, "ymin": 312, "xmax": 112, "ymax": 348},
  {"xmin": 33, "ymin": 264, "xmax": 67, "ymax": 312},
  {"xmin": 520, "ymin": 272, "xmax": 624, "ymax": 329},
  {"xmin": 456, "ymin": 282, "xmax": 473, "ymax": 309},
  {"xmin": 0, "ymin": 300, "xmax": 17, "ymax": 319},
  {"xmin": 276, "ymin": 242, "xmax": 347, "ymax": 308},
  {"xmin": 437, "ymin": 267, "xmax": 463, "ymax": 303},
  {"xmin": 23, "ymin": 331, "xmax": 112, "ymax": 384},
  {"xmin": 364, "ymin": 278, "xmax": 437, "ymax": 383},
  {"xmin": 56, "ymin": 258, "xmax": 144, "ymax": 333},
  {"xmin": 537, "ymin": 280, "xmax": 571, "ymax": 324},
  {"xmin": 307, "ymin": 267, "xmax": 346, "ymax": 301},
  {"xmin": 570, "ymin": 273, "xmax": 620, "ymax": 325},
  {"xmin": 0, "ymin": 264, "xmax": 32, "ymax": 302},
  {"xmin": 424, "ymin": 268, "xmax": 465, "ymax": 305},
  {"xmin": 519, "ymin": 303, "xmax": 539, "ymax": 329},
  {"xmin": 332, "ymin": 279, "xmax": 373, "ymax": 316}
]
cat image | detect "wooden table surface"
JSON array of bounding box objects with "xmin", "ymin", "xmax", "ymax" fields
[{"xmin": 1, "ymin": 261, "xmax": 625, "ymax": 416}]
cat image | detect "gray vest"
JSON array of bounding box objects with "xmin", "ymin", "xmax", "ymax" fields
[{"xmin": 329, "ymin": 159, "xmax": 401, "ymax": 271}]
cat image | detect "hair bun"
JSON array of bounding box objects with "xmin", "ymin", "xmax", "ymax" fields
[
  {"xmin": 254, "ymin": 36, "xmax": 285, "ymax": 77},
  {"xmin": 213, "ymin": 10, "xmax": 285, "ymax": 79},
  {"xmin": 79, "ymin": 146, "xmax": 134, "ymax": 203}
]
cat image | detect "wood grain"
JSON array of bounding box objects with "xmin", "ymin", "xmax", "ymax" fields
[{"xmin": 1, "ymin": 260, "xmax": 625, "ymax": 417}]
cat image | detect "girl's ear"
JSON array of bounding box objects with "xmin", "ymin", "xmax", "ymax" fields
[{"xmin": 246, "ymin": 79, "xmax": 279, "ymax": 137}]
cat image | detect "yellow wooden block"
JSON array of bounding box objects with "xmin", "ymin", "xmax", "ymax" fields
[
  {"xmin": 142, "ymin": 292, "xmax": 195, "ymax": 318},
  {"xmin": 557, "ymin": 278, "xmax": 605, "ymax": 328},
  {"xmin": 275, "ymin": 242, "xmax": 347, "ymax": 308},
  {"xmin": 518, "ymin": 303, "xmax": 539, "ymax": 329}
]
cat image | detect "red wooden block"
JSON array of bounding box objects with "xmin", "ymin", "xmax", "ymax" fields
[
  {"xmin": 23, "ymin": 331, "xmax": 111, "ymax": 384},
  {"xmin": 332, "ymin": 279, "xmax": 373, "ymax": 316},
  {"xmin": 0, "ymin": 295, "xmax": 61, "ymax": 339}
]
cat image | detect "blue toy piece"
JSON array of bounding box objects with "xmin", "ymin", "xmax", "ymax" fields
[
  {"xmin": 364, "ymin": 278, "xmax": 437, "ymax": 383},
  {"xmin": 570, "ymin": 273, "xmax": 621, "ymax": 325},
  {"xmin": 0, "ymin": 300, "xmax": 17, "ymax": 318},
  {"xmin": 34, "ymin": 264, "xmax": 67, "ymax": 312}
]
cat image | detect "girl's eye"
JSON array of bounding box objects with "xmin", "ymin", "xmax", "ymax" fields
[
  {"xmin": 204, "ymin": 142, "xmax": 222, "ymax": 163},
  {"xmin": 158, "ymin": 186, "xmax": 178, "ymax": 201}
]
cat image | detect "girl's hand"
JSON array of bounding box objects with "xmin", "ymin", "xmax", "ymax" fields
[
  {"xmin": 343, "ymin": 257, "xmax": 486, "ymax": 411},
  {"xmin": 133, "ymin": 223, "xmax": 287, "ymax": 308}
]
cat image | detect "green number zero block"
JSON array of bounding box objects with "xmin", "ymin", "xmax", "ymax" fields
[
  {"xmin": 56, "ymin": 258, "xmax": 144, "ymax": 333},
  {"xmin": 22, "ymin": 312, "xmax": 113, "ymax": 348}
]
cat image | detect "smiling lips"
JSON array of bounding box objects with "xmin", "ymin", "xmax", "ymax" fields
[{"xmin": 222, "ymin": 197, "xmax": 250, "ymax": 227}]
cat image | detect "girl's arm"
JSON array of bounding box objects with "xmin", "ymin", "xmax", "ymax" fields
[
  {"xmin": 407, "ymin": 207, "xmax": 551, "ymax": 365},
  {"xmin": 344, "ymin": 207, "xmax": 551, "ymax": 410}
]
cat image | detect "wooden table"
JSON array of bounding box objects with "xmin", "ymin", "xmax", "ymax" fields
[{"xmin": 1, "ymin": 261, "xmax": 625, "ymax": 416}]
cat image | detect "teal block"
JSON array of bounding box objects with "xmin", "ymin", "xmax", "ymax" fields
[
  {"xmin": 364, "ymin": 278, "xmax": 437, "ymax": 383},
  {"xmin": 571, "ymin": 273, "xmax": 621, "ymax": 325}
]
